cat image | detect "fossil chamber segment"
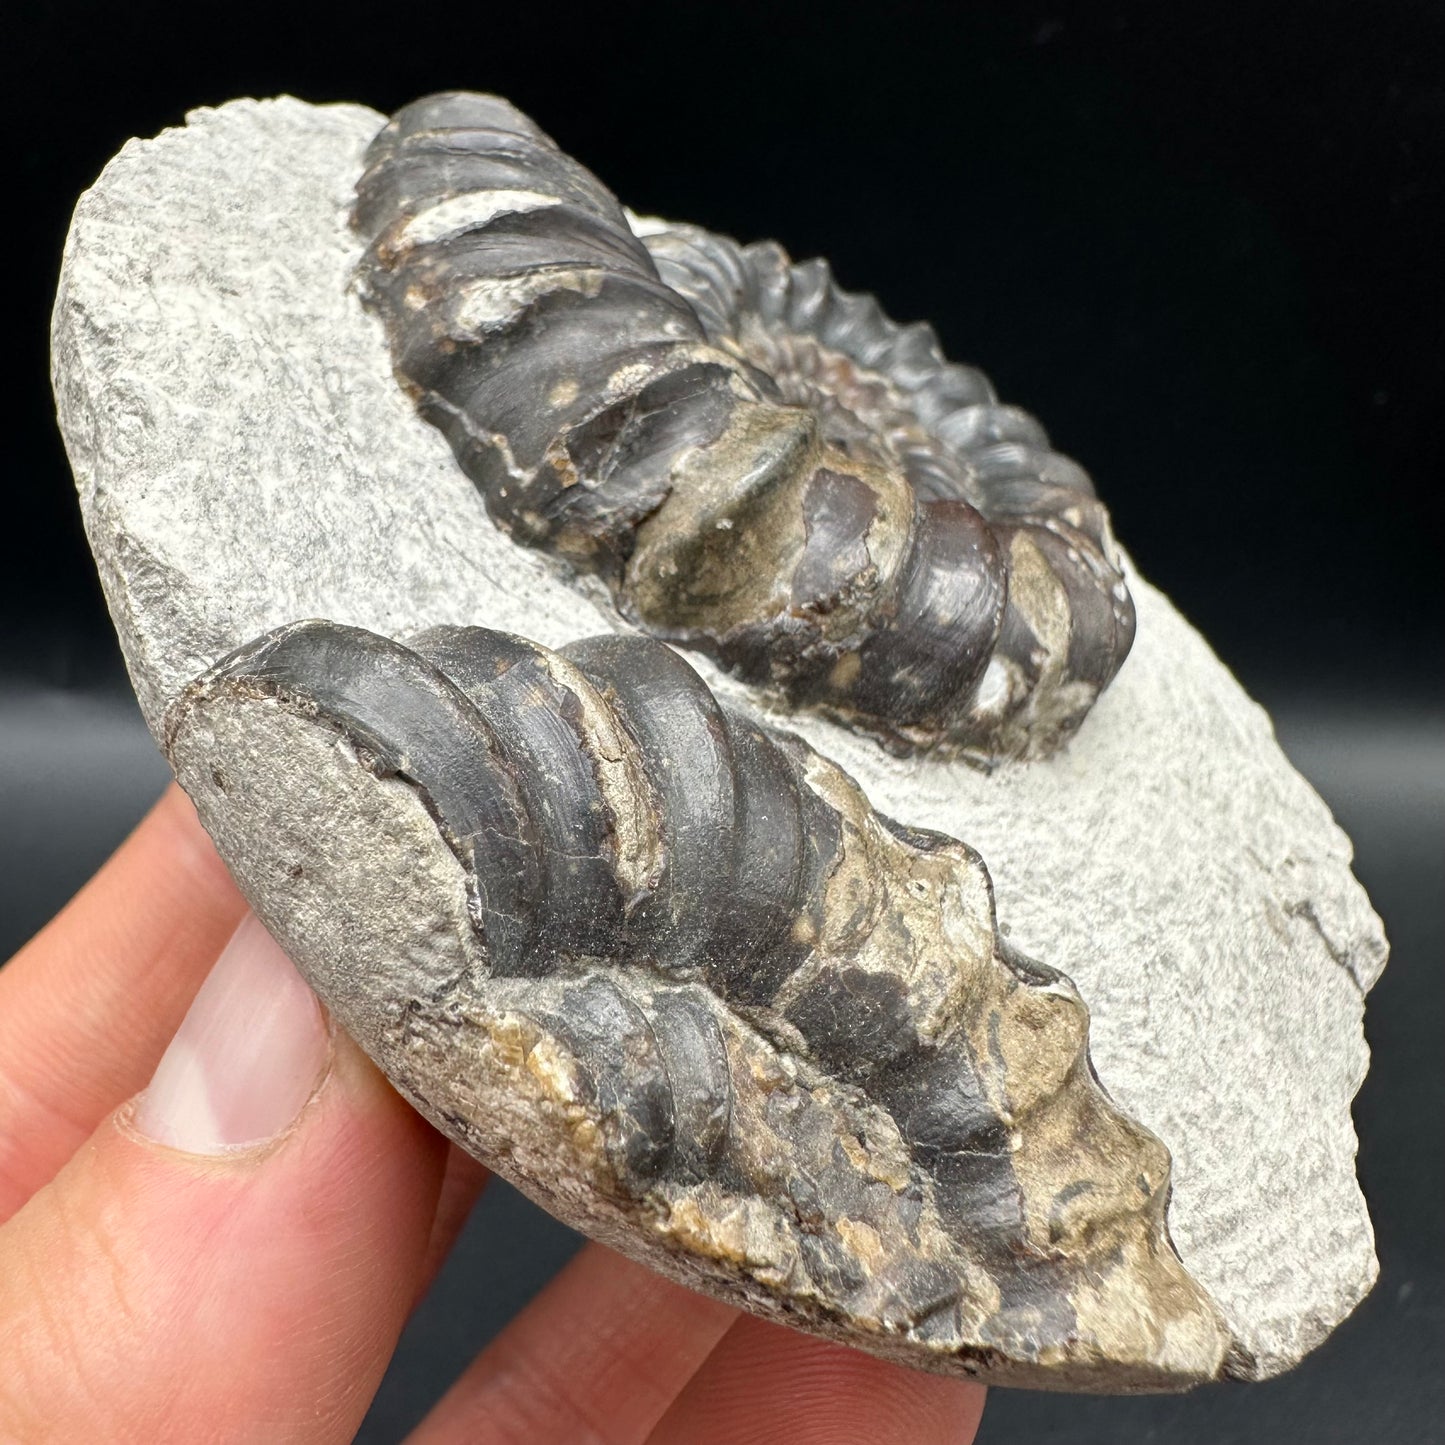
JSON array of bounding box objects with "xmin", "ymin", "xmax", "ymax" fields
[
  {"xmin": 352, "ymin": 92, "xmax": 1137, "ymax": 760},
  {"xmin": 165, "ymin": 618, "xmax": 1228, "ymax": 1390}
]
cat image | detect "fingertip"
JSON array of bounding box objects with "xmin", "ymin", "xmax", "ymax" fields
[
  {"xmin": 0, "ymin": 1010, "xmax": 447, "ymax": 1442},
  {"xmin": 129, "ymin": 914, "xmax": 332, "ymax": 1154},
  {"xmin": 646, "ymin": 1315, "xmax": 987, "ymax": 1445},
  {"xmin": 415, "ymin": 1144, "xmax": 490, "ymax": 1301},
  {"xmin": 0, "ymin": 784, "xmax": 250, "ymax": 1216},
  {"xmin": 151, "ymin": 781, "xmax": 237, "ymax": 884}
]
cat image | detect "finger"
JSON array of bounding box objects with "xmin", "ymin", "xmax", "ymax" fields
[
  {"xmin": 0, "ymin": 785, "xmax": 246, "ymax": 1218},
  {"xmin": 0, "ymin": 915, "xmax": 448, "ymax": 1443},
  {"xmin": 407, "ymin": 1244, "xmax": 735, "ymax": 1445},
  {"xmin": 415, "ymin": 1144, "xmax": 491, "ymax": 1303},
  {"xmin": 644, "ymin": 1315, "xmax": 987, "ymax": 1445}
]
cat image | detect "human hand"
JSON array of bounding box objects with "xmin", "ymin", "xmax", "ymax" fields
[{"xmin": 0, "ymin": 785, "xmax": 987, "ymax": 1443}]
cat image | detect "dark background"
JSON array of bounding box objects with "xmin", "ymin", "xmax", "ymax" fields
[{"xmin": 5, "ymin": 2, "xmax": 1442, "ymax": 1441}]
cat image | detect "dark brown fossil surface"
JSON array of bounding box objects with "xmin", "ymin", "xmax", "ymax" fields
[
  {"xmin": 49, "ymin": 95, "xmax": 1388, "ymax": 1390},
  {"xmin": 353, "ymin": 92, "xmax": 1136, "ymax": 761},
  {"xmin": 165, "ymin": 619, "xmax": 1229, "ymax": 1390}
]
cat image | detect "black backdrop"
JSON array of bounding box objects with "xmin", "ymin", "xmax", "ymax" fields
[{"xmin": 6, "ymin": 2, "xmax": 1442, "ymax": 1442}]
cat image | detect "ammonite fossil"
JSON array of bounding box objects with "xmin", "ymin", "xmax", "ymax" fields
[
  {"xmin": 168, "ymin": 618, "xmax": 1227, "ymax": 1388},
  {"xmin": 352, "ymin": 93, "xmax": 1136, "ymax": 760},
  {"xmin": 52, "ymin": 94, "xmax": 1387, "ymax": 1395}
]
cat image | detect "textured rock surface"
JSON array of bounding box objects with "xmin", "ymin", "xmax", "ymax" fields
[{"xmin": 51, "ymin": 96, "xmax": 1387, "ymax": 1382}]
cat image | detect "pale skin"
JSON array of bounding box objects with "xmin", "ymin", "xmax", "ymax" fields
[{"xmin": 0, "ymin": 785, "xmax": 986, "ymax": 1444}]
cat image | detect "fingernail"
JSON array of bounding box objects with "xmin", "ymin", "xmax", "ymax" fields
[{"xmin": 133, "ymin": 913, "xmax": 331, "ymax": 1153}]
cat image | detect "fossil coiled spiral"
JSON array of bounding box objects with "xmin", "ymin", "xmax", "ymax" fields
[
  {"xmin": 352, "ymin": 92, "xmax": 1137, "ymax": 760},
  {"xmin": 176, "ymin": 618, "xmax": 1226, "ymax": 1386}
]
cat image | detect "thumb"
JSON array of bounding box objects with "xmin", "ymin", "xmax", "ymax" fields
[{"xmin": 0, "ymin": 915, "xmax": 447, "ymax": 1444}]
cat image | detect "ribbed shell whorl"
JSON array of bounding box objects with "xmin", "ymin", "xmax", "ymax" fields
[
  {"xmin": 353, "ymin": 92, "xmax": 1136, "ymax": 760},
  {"xmin": 176, "ymin": 618, "xmax": 1227, "ymax": 1387}
]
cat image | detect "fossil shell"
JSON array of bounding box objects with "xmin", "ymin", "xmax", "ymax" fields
[
  {"xmin": 167, "ymin": 618, "xmax": 1228, "ymax": 1389},
  {"xmin": 353, "ymin": 93, "xmax": 1136, "ymax": 760},
  {"xmin": 51, "ymin": 95, "xmax": 1386, "ymax": 1391}
]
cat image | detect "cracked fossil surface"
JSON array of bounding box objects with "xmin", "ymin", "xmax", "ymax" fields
[{"xmin": 51, "ymin": 95, "xmax": 1387, "ymax": 1391}]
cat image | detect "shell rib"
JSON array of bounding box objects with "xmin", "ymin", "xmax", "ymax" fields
[
  {"xmin": 352, "ymin": 92, "xmax": 1136, "ymax": 760},
  {"xmin": 167, "ymin": 618, "xmax": 1227, "ymax": 1389}
]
